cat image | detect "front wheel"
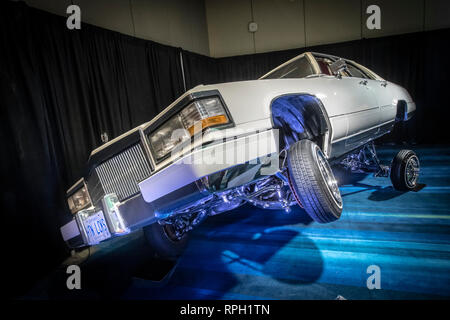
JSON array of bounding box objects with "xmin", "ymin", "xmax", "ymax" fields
[
  {"xmin": 143, "ymin": 222, "xmax": 189, "ymax": 261},
  {"xmin": 287, "ymin": 139, "xmax": 343, "ymax": 223}
]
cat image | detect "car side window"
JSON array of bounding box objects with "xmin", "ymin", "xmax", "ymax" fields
[
  {"xmin": 345, "ymin": 62, "xmax": 370, "ymax": 79},
  {"xmin": 315, "ymin": 58, "xmax": 333, "ymax": 75},
  {"xmin": 263, "ymin": 56, "xmax": 314, "ymax": 79},
  {"xmin": 315, "ymin": 57, "xmax": 350, "ymax": 77}
]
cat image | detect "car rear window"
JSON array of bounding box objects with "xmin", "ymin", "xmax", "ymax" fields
[{"xmin": 263, "ymin": 56, "xmax": 314, "ymax": 79}]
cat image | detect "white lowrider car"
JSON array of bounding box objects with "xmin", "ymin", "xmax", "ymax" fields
[{"xmin": 60, "ymin": 52, "xmax": 419, "ymax": 259}]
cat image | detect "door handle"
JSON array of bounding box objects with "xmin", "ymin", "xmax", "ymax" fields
[
  {"xmin": 359, "ymin": 80, "xmax": 368, "ymax": 85},
  {"xmin": 381, "ymin": 81, "xmax": 388, "ymax": 87}
]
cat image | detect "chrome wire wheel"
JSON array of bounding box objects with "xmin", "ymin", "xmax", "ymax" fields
[
  {"xmin": 143, "ymin": 221, "xmax": 190, "ymax": 260},
  {"xmin": 163, "ymin": 224, "xmax": 184, "ymax": 242},
  {"xmin": 405, "ymin": 155, "xmax": 420, "ymax": 188},
  {"xmin": 390, "ymin": 149, "xmax": 420, "ymax": 191},
  {"xmin": 287, "ymin": 139, "xmax": 342, "ymax": 223},
  {"xmin": 314, "ymin": 146, "xmax": 343, "ymax": 208}
]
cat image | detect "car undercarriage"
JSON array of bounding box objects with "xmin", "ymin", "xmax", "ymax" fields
[{"xmin": 154, "ymin": 141, "xmax": 420, "ymax": 241}]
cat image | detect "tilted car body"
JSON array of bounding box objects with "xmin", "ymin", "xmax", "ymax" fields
[{"xmin": 60, "ymin": 52, "xmax": 418, "ymax": 257}]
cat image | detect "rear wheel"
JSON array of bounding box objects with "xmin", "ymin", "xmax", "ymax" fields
[
  {"xmin": 143, "ymin": 222, "xmax": 189, "ymax": 261},
  {"xmin": 390, "ymin": 149, "xmax": 420, "ymax": 191},
  {"xmin": 287, "ymin": 139, "xmax": 343, "ymax": 223}
]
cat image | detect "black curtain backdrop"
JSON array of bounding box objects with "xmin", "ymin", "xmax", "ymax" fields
[
  {"xmin": 0, "ymin": 1, "xmax": 185, "ymax": 297},
  {"xmin": 1, "ymin": 1, "xmax": 449, "ymax": 297}
]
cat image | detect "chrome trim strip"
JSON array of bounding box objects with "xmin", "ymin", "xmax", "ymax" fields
[
  {"xmin": 139, "ymin": 128, "xmax": 156, "ymax": 170},
  {"xmin": 66, "ymin": 178, "xmax": 84, "ymax": 195},
  {"xmin": 329, "ymin": 106, "xmax": 379, "ymax": 118},
  {"xmin": 139, "ymin": 129, "xmax": 279, "ymax": 203}
]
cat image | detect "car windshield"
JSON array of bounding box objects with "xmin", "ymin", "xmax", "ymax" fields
[{"xmin": 262, "ymin": 56, "xmax": 314, "ymax": 79}]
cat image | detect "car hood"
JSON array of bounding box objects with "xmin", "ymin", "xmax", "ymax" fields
[{"xmin": 89, "ymin": 78, "xmax": 318, "ymax": 158}]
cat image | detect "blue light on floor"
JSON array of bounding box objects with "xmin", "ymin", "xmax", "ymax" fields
[
  {"xmin": 131, "ymin": 146, "xmax": 450, "ymax": 299},
  {"xmin": 27, "ymin": 146, "xmax": 450, "ymax": 300}
]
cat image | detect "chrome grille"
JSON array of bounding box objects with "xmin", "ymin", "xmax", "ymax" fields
[
  {"xmin": 86, "ymin": 170, "xmax": 104, "ymax": 206},
  {"xmin": 90, "ymin": 144, "xmax": 152, "ymax": 202}
]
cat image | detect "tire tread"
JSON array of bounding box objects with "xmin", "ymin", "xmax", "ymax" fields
[
  {"xmin": 288, "ymin": 140, "xmax": 342, "ymax": 223},
  {"xmin": 390, "ymin": 149, "xmax": 418, "ymax": 191}
]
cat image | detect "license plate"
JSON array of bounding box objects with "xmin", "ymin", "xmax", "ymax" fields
[{"xmin": 82, "ymin": 211, "xmax": 111, "ymax": 245}]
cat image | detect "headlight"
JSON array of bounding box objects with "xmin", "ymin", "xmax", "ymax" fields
[
  {"xmin": 67, "ymin": 186, "xmax": 91, "ymax": 214},
  {"xmin": 149, "ymin": 97, "xmax": 230, "ymax": 161}
]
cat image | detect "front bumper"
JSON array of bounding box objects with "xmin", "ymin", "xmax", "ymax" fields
[{"xmin": 60, "ymin": 129, "xmax": 280, "ymax": 248}]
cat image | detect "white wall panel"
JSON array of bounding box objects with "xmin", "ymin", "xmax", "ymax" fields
[
  {"xmin": 26, "ymin": 0, "xmax": 209, "ymax": 55},
  {"xmin": 425, "ymin": 0, "xmax": 450, "ymax": 31},
  {"xmin": 132, "ymin": 0, "xmax": 171, "ymax": 45},
  {"xmin": 362, "ymin": 0, "xmax": 424, "ymax": 38},
  {"xmin": 74, "ymin": 0, "xmax": 135, "ymax": 37},
  {"xmin": 253, "ymin": 0, "xmax": 305, "ymax": 53},
  {"xmin": 132, "ymin": 0, "xmax": 209, "ymax": 55},
  {"xmin": 304, "ymin": 0, "xmax": 361, "ymax": 47},
  {"xmin": 205, "ymin": 0, "xmax": 255, "ymax": 57},
  {"xmin": 23, "ymin": 0, "xmax": 450, "ymax": 58}
]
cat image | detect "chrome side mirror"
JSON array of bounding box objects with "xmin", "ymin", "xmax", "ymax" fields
[{"xmin": 329, "ymin": 59, "xmax": 347, "ymax": 77}]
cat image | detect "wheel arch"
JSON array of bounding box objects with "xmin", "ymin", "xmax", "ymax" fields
[
  {"xmin": 270, "ymin": 93, "xmax": 333, "ymax": 157},
  {"xmin": 395, "ymin": 99, "xmax": 408, "ymax": 122}
]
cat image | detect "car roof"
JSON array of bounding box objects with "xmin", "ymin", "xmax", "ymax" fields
[
  {"xmin": 259, "ymin": 51, "xmax": 383, "ymax": 81},
  {"xmin": 259, "ymin": 51, "xmax": 333, "ymax": 79},
  {"xmin": 309, "ymin": 52, "xmax": 340, "ymax": 61}
]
